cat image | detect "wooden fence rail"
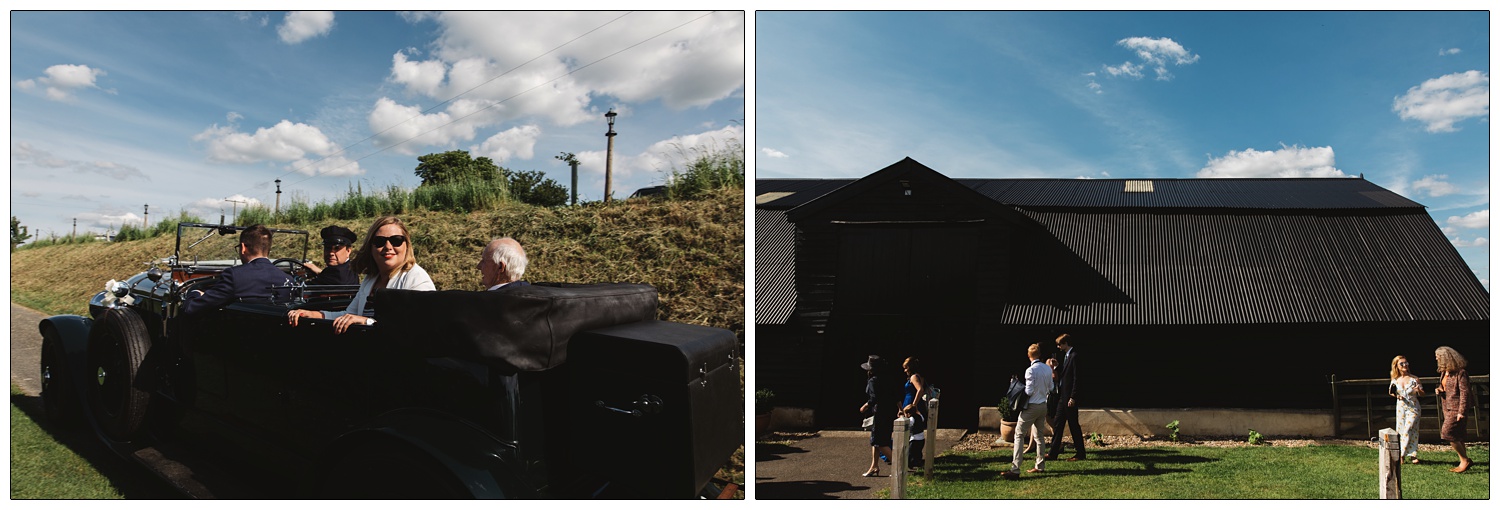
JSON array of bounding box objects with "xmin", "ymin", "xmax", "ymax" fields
[{"xmin": 1329, "ymin": 374, "xmax": 1488, "ymax": 440}]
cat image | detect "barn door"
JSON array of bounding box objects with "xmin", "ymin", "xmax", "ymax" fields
[{"xmin": 823, "ymin": 224, "xmax": 980, "ymax": 428}]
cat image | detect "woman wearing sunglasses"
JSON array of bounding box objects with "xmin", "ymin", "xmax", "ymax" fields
[{"xmin": 288, "ymin": 216, "xmax": 436, "ymax": 333}]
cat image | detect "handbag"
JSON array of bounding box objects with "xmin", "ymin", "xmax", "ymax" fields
[
  {"xmin": 1005, "ymin": 375, "xmax": 1027, "ymax": 417},
  {"xmin": 861, "ymin": 415, "xmax": 875, "ymax": 429}
]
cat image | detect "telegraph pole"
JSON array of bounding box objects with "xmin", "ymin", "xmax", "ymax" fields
[
  {"xmin": 225, "ymin": 199, "xmax": 247, "ymax": 225},
  {"xmin": 604, "ymin": 109, "xmax": 617, "ymax": 202}
]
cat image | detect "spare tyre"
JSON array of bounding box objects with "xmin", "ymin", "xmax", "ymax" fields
[
  {"xmin": 86, "ymin": 307, "xmax": 154, "ymax": 440},
  {"xmin": 40, "ymin": 326, "xmax": 82, "ymax": 428}
]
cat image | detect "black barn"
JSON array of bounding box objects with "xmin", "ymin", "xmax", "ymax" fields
[{"xmin": 755, "ymin": 158, "xmax": 1489, "ymax": 430}]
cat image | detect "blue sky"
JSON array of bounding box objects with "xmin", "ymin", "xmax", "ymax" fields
[
  {"xmin": 756, "ymin": 11, "xmax": 1490, "ymax": 287},
  {"xmin": 9, "ymin": 11, "xmax": 743, "ymax": 240}
]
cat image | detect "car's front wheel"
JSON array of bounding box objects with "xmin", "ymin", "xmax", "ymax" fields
[{"xmin": 85, "ymin": 307, "xmax": 154, "ymax": 440}]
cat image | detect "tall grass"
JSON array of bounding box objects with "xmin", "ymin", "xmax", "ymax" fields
[
  {"xmin": 665, "ymin": 138, "xmax": 745, "ymax": 200},
  {"xmin": 249, "ymin": 179, "xmax": 513, "ymax": 226}
]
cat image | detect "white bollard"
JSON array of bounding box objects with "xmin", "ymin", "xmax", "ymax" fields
[
  {"xmin": 923, "ymin": 397, "xmax": 939, "ymax": 478},
  {"xmin": 892, "ymin": 416, "xmax": 909, "ymax": 499},
  {"xmin": 1378, "ymin": 427, "xmax": 1401, "ymax": 499}
]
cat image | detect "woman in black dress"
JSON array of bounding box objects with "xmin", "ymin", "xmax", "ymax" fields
[{"xmin": 859, "ymin": 355, "xmax": 895, "ymax": 477}]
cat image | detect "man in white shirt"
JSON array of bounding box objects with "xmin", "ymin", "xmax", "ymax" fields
[
  {"xmin": 478, "ymin": 237, "xmax": 529, "ymax": 291},
  {"xmin": 1002, "ymin": 343, "xmax": 1054, "ymax": 479}
]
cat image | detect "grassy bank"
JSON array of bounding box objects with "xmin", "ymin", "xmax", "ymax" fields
[
  {"xmin": 10, "ymin": 189, "xmax": 745, "ymax": 341},
  {"xmin": 905, "ymin": 444, "xmax": 1488, "ymax": 499}
]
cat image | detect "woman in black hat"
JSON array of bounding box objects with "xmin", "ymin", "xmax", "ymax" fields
[{"xmin": 859, "ymin": 355, "xmax": 896, "ymax": 477}]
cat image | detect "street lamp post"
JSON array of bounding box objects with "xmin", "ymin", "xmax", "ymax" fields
[{"xmin": 604, "ymin": 109, "xmax": 617, "ymax": 202}]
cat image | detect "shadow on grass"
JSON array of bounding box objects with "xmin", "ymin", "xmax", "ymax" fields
[
  {"xmin": 933, "ymin": 447, "xmax": 1218, "ymax": 482},
  {"xmin": 756, "ymin": 441, "xmax": 808, "ymax": 462},
  {"xmin": 10, "ymin": 393, "xmax": 184, "ymax": 499},
  {"xmin": 755, "ymin": 479, "xmax": 875, "ymax": 499}
]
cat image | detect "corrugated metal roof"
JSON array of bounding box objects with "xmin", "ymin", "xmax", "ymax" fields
[
  {"xmin": 950, "ymin": 177, "xmax": 1425, "ymax": 209},
  {"xmin": 754, "ymin": 176, "xmax": 1485, "ymax": 327},
  {"xmin": 757, "ymin": 177, "xmax": 1425, "ymax": 210},
  {"xmin": 754, "ymin": 209, "xmax": 798, "ymax": 324},
  {"xmin": 755, "ymin": 179, "xmax": 854, "ymax": 209},
  {"xmin": 998, "ymin": 209, "xmax": 1488, "ymax": 325}
]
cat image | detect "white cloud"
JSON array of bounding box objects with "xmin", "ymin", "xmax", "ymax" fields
[
  {"xmin": 374, "ymin": 12, "xmax": 744, "ymax": 153},
  {"xmin": 193, "ymin": 119, "xmax": 361, "ymax": 176},
  {"xmin": 472, "ymin": 125, "xmax": 542, "ymax": 163},
  {"xmin": 16, "ymin": 64, "xmax": 109, "ymax": 101},
  {"xmin": 186, "ymin": 195, "xmax": 265, "ymax": 220},
  {"xmin": 11, "ymin": 141, "xmax": 149, "ymax": 181},
  {"xmin": 1410, "ymin": 174, "xmax": 1459, "ymax": 197},
  {"xmin": 1114, "ymin": 37, "xmax": 1199, "ymax": 80},
  {"xmin": 76, "ymin": 211, "xmax": 143, "ymax": 232},
  {"xmin": 1445, "ymin": 209, "xmax": 1488, "ymax": 229},
  {"xmin": 1392, "ymin": 70, "xmax": 1489, "ymax": 133},
  {"xmin": 1439, "ymin": 48, "xmax": 1462, "ymax": 56},
  {"xmin": 1197, "ymin": 145, "xmax": 1346, "ymax": 178},
  {"xmin": 1103, "ymin": 61, "xmax": 1144, "ymax": 79},
  {"xmin": 760, "ymin": 147, "xmax": 788, "ymax": 159},
  {"xmin": 366, "ymin": 97, "xmax": 501, "ymax": 152},
  {"xmin": 1087, "ymin": 80, "xmax": 1102, "ymax": 94},
  {"xmin": 278, "ymin": 11, "xmax": 335, "ymax": 44},
  {"xmin": 1450, "ymin": 236, "xmax": 1488, "ymax": 248}
]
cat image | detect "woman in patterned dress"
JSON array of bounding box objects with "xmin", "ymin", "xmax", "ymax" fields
[
  {"xmin": 1388, "ymin": 355, "xmax": 1424, "ymax": 464},
  {"xmin": 1433, "ymin": 346, "xmax": 1473, "ymax": 473}
]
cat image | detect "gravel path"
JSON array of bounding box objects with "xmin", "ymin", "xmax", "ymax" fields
[{"xmin": 953, "ymin": 432, "xmax": 1486, "ymax": 453}]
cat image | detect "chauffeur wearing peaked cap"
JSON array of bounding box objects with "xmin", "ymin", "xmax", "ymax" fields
[{"xmin": 304, "ymin": 225, "xmax": 359, "ymax": 286}]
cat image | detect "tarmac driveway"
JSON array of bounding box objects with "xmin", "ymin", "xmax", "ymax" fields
[{"xmin": 754, "ymin": 429, "xmax": 963, "ymax": 499}]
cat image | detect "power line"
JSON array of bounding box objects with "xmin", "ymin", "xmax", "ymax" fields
[
  {"xmin": 227, "ymin": 11, "xmax": 637, "ymax": 199},
  {"xmin": 279, "ymin": 11, "xmax": 715, "ymax": 191}
]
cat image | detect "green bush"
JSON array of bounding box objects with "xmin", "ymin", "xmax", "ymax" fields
[
  {"xmin": 756, "ymin": 389, "xmax": 776, "ymax": 416},
  {"xmin": 665, "ymin": 139, "xmax": 744, "ymax": 200},
  {"xmin": 1248, "ymin": 429, "xmax": 1264, "ymax": 445},
  {"xmin": 1165, "ymin": 420, "xmax": 1181, "ymax": 442}
]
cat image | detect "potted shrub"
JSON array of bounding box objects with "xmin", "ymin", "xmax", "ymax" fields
[
  {"xmin": 755, "ymin": 389, "xmax": 775, "ymax": 438},
  {"xmin": 996, "ymin": 396, "xmax": 1018, "ymax": 444}
]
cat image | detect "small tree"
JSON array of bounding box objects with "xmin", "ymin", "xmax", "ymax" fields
[
  {"xmin": 508, "ymin": 170, "xmax": 569, "ymax": 207},
  {"xmin": 414, "ymin": 150, "xmax": 504, "ymax": 186},
  {"xmin": 10, "ymin": 216, "xmax": 32, "ymax": 251}
]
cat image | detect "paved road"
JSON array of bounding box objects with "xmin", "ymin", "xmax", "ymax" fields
[
  {"xmin": 754, "ymin": 428, "xmax": 964, "ymax": 499},
  {"xmin": 12, "ymin": 302, "xmax": 48, "ymax": 396}
]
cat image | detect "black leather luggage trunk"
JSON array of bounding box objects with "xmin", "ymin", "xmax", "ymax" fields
[{"xmin": 566, "ymin": 320, "xmax": 741, "ymax": 498}]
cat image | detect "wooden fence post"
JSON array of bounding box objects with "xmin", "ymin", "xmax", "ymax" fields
[
  {"xmin": 1378, "ymin": 427, "xmax": 1401, "ymax": 499},
  {"xmin": 923, "ymin": 396, "xmax": 940, "ymax": 478},
  {"xmin": 891, "ymin": 416, "xmax": 910, "ymax": 499}
]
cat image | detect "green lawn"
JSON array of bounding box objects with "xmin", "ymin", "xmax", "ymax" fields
[
  {"xmin": 905, "ymin": 444, "xmax": 1488, "ymax": 499},
  {"xmin": 10, "ymin": 385, "xmax": 179, "ymax": 499}
]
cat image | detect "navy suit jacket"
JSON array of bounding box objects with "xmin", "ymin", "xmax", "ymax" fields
[
  {"xmin": 1055, "ymin": 348, "xmax": 1078, "ymax": 403},
  {"xmin": 182, "ymin": 257, "xmax": 292, "ymax": 315}
]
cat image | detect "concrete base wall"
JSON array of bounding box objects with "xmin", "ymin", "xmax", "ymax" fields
[
  {"xmin": 769, "ymin": 407, "xmax": 816, "ymax": 430},
  {"xmin": 978, "ymin": 407, "xmax": 1334, "ymax": 437}
]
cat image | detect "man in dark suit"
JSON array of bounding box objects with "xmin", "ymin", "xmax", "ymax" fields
[
  {"xmin": 1045, "ymin": 333, "xmax": 1086, "ymax": 461},
  {"xmin": 478, "ymin": 237, "xmax": 530, "ymax": 291},
  {"xmin": 181, "ymin": 224, "xmax": 292, "ymax": 315},
  {"xmin": 305, "ymin": 225, "xmax": 359, "ymax": 286}
]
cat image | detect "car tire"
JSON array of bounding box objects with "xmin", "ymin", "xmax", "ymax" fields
[
  {"xmin": 317, "ymin": 439, "xmax": 470, "ymax": 499},
  {"xmin": 86, "ymin": 307, "xmax": 154, "ymax": 440},
  {"xmin": 40, "ymin": 327, "xmax": 82, "ymax": 428}
]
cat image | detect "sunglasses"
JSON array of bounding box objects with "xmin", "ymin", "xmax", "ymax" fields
[
  {"xmin": 371, "ymin": 235, "xmax": 407, "ymax": 248},
  {"xmin": 1399, "ymin": 362, "xmax": 1409, "ymax": 367}
]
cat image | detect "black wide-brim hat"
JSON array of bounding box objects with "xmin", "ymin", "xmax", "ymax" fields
[
  {"xmin": 321, "ymin": 225, "xmax": 356, "ymax": 247},
  {"xmin": 860, "ymin": 355, "xmax": 884, "ymax": 371}
]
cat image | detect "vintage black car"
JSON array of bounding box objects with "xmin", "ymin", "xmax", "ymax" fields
[{"xmin": 39, "ymin": 223, "xmax": 742, "ymax": 498}]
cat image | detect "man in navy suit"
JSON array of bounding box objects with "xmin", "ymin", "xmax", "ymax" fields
[
  {"xmin": 181, "ymin": 224, "xmax": 292, "ymax": 315},
  {"xmin": 478, "ymin": 237, "xmax": 530, "ymax": 291},
  {"xmin": 1045, "ymin": 333, "xmax": 1085, "ymax": 461}
]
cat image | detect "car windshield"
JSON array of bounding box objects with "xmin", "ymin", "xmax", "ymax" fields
[{"xmin": 172, "ymin": 223, "xmax": 309, "ymax": 268}]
